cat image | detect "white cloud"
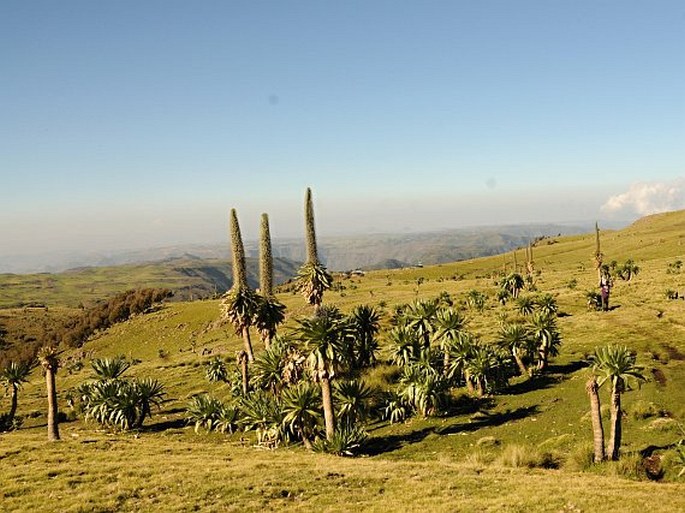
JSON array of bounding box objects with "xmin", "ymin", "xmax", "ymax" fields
[{"xmin": 601, "ymin": 178, "xmax": 685, "ymax": 217}]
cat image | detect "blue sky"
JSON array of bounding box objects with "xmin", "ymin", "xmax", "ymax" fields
[{"xmin": 1, "ymin": 1, "xmax": 684, "ymax": 257}]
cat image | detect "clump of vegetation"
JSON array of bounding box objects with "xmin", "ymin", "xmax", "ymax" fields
[
  {"xmin": 666, "ymin": 260, "xmax": 682, "ymax": 274},
  {"xmin": 674, "ymin": 441, "xmax": 685, "ymax": 478},
  {"xmin": 75, "ymin": 356, "xmax": 166, "ymax": 430},
  {"xmin": 585, "ymin": 290, "xmax": 602, "ymax": 311},
  {"xmin": 465, "ymin": 290, "xmax": 487, "ymax": 312},
  {"xmin": 665, "ymin": 289, "xmax": 680, "ymax": 300},
  {"xmin": 185, "ymin": 394, "xmax": 239, "ymax": 434},
  {"xmin": 60, "ymin": 288, "xmax": 172, "ymax": 348},
  {"xmin": 496, "ymin": 444, "xmax": 560, "ymax": 469},
  {"xmin": 615, "ymin": 259, "xmax": 640, "ymax": 281}
]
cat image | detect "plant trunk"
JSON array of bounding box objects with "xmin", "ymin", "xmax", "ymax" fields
[
  {"xmin": 299, "ymin": 428, "xmax": 313, "ymax": 450},
  {"xmin": 465, "ymin": 371, "xmax": 475, "ymax": 395},
  {"xmin": 476, "ymin": 378, "xmax": 485, "ymax": 397},
  {"xmin": 608, "ymin": 380, "xmax": 622, "ymax": 461},
  {"xmin": 242, "ymin": 327, "xmax": 254, "ymax": 362},
  {"xmin": 135, "ymin": 403, "xmax": 150, "ymax": 429},
  {"xmin": 513, "ymin": 350, "xmax": 528, "ymax": 377},
  {"xmin": 8, "ymin": 384, "xmax": 19, "ymax": 424},
  {"xmin": 319, "ymin": 370, "xmax": 336, "ymax": 441},
  {"xmin": 537, "ymin": 348, "xmax": 547, "ymax": 371},
  {"xmin": 239, "ymin": 351, "xmax": 250, "ymax": 395},
  {"xmin": 443, "ymin": 350, "xmax": 450, "ymax": 377},
  {"xmin": 586, "ymin": 377, "xmax": 605, "ymax": 463},
  {"xmin": 45, "ymin": 368, "xmax": 60, "ymax": 441},
  {"xmin": 422, "ymin": 332, "xmax": 430, "ymax": 350}
]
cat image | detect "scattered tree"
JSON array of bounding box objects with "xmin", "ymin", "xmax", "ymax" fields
[
  {"xmin": 530, "ymin": 312, "xmax": 561, "ymax": 371},
  {"xmin": 348, "ymin": 305, "xmax": 381, "ymax": 369},
  {"xmin": 221, "ymin": 209, "xmax": 259, "ymax": 361},
  {"xmin": 254, "ymin": 213, "xmax": 286, "ymax": 349},
  {"xmin": 38, "ymin": 345, "xmax": 61, "ymax": 441},
  {"xmin": 586, "ymin": 376, "xmax": 606, "ymax": 463},
  {"xmin": 591, "ymin": 345, "xmax": 646, "ymax": 460},
  {"xmin": 0, "ymin": 361, "xmax": 31, "ymax": 431},
  {"xmin": 293, "ymin": 308, "xmax": 349, "ymax": 440},
  {"xmin": 497, "ymin": 322, "xmax": 534, "ymax": 377},
  {"xmin": 617, "ymin": 259, "xmax": 640, "ymax": 281}
]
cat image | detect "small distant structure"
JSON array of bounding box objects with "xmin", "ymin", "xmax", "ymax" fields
[{"xmin": 351, "ymin": 269, "xmax": 365, "ymax": 277}]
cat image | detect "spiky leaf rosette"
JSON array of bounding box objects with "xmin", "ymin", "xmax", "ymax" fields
[
  {"xmin": 591, "ymin": 345, "xmax": 646, "ymax": 389},
  {"xmin": 229, "ymin": 208, "xmax": 248, "ymax": 290},
  {"xmin": 293, "ymin": 310, "xmax": 347, "ymax": 380},
  {"xmin": 296, "ymin": 261, "xmax": 332, "ymax": 307},
  {"xmin": 259, "ymin": 213, "xmax": 274, "ymax": 296},
  {"xmin": 38, "ymin": 345, "xmax": 61, "ymax": 373},
  {"xmin": 254, "ymin": 295, "xmax": 286, "ymax": 342},
  {"xmin": 220, "ymin": 288, "xmax": 259, "ymax": 335},
  {"xmin": 0, "ymin": 361, "xmax": 31, "ymax": 389},
  {"xmin": 304, "ymin": 187, "xmax": 319, "ymax": 264}
]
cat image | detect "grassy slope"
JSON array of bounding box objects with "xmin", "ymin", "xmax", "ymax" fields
[
  {"xmin": 2, "ymin": 210, "xmax": 685, "ymax": 512},
  {"xmin": 0, "ymin": 256, "xmax": 299, "ymax": 308}
]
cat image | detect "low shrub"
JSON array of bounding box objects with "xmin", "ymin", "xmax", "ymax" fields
[
  {"xmin": 564, "ymin": 444, "xmax": 594, "ymax": 472},
  {"xmin": 496, "ymin": 444, "xmax": 561, "ymax": 469}
]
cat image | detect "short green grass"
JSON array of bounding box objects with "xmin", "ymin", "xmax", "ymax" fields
[
  {"xmin": 2, "ymin": 429, "xmax": 684, "ymax": 513},
  {"xmin": 2, "ymin": 210, "xmax": 685, "ymax": 511}
]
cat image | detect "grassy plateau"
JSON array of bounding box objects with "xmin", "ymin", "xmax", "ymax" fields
[{"xmin": 2, "ymin": 210, "xmax": 685, "ymax": 512}]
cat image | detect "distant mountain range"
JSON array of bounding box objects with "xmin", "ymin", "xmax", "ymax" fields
[
  {"xmin": 0, "ymin": 221, "xmax": 614, "ymax": 275},
  {"xmin": 1, "ymin": 221, "xmax": 622, "ymax": 308}
]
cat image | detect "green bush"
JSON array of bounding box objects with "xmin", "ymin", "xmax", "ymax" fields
[{"xmin": 312, "ymin": 426, "xmax": 368, "ymax": 457}]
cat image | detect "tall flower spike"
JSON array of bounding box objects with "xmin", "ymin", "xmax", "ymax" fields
[
  {"xmin": 230, "ymin": 208, "xmax": 248, "ymax": 290},
  {"xmin": 259, "ymin": 213, "xmax": 274, "ymax": 297},
  {"xmin": 305, "ymin": 187, "xmax": 319, "ymax": 265}
]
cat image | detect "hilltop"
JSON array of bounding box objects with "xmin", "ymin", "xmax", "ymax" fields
[{"xmin": 1, "ymin": 209, "xmax": 684, "ymax": 512}]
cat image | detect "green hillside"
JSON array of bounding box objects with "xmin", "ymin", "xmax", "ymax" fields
[
  {"xmin": 0, "ymin": 255, "xmax": 299, "ymax": 309},
  {"xmin": 1, "ymin": 210, "xmax": 685, "ymax": 512}
]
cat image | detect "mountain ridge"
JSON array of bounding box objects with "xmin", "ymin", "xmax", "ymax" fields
[{"xmin": 0, "ymin": 221, "xmax": 610, "ymax": 275}]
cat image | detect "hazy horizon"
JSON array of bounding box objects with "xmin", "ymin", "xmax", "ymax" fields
[
  {"xmin": 3, "ymin": 2, "xmax": 684, "ymax": 262},
  {"xmin": 0, "ymin": 216, "xmax": 634, "ymax": 274}
]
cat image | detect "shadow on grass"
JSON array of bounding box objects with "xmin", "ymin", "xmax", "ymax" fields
[
  {"xmin": 503, "ymin": 360, "xmax": 588, "ymax": 396},
  {"xmin": 163, "ymin": 406, "xmax": 187, "ymax": 415},
  {"xmin": 363, "ymin": 405, "xmax": 540, "ymax": 455},
  {"xmin": 640, "ymin": 442, "xmax": 679, "ymax": 458},
  {"xmin": 547, "ymin": 359, "xmax": 588, "ymax": 375},
  {"xmin": 504, "ymin": 375, "xmax": 559, "ymax": 395},
  {"xmin": 362, "ymin": 427, "xmax": 436, "ymax": 456},
  {"xmin": 443, "ymin": 395, "xmax": 495, "ymax": 416},
  {"xmin": 144, "ymin": 418, "xmax": 187, "ymax": 432},
  {"xmin": 435, "ymin": 405, "xmax": 540, "ymax": 435}
]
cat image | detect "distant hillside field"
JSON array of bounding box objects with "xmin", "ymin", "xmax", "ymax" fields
[
  {"xmin": 1, "ymin": 210, "xmax": 684, "ymax": 512},
  {"xmin": 0, "ymin": 223, "xmax": 596, "ymax": 309},
  {"xmin": 0, "ymin": 256, "xmax": 299, "ymax": 309}
]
